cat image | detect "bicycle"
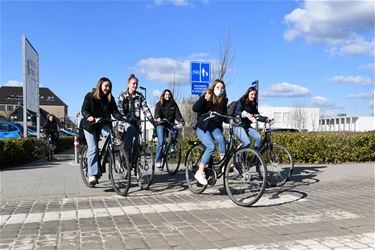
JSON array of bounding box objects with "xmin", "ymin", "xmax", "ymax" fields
[
  {"xmin": 185, "ymin": 111, "xmax": 268, "ymax": 207},
  {"xmin": 44, "ymin": 133, "xmax": 54, "ymax": 161},
  {"xmin": 80, "ymin": 118, "xmax": 131, "ymax": 196},
  {"xmin": 123, "ymin": 117, "xmax": 155, "ymax": 190},
  {"xmin": 256, "ymin": 116, "xmax": 294, "ymax": 187},
  {"xmin": 154, "ymin": 119, "xmax": 183, "ymax": 175}
]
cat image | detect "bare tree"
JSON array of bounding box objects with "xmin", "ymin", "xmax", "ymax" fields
[
  {"xmin": 212, "ymin": 30, "xmax": 235, "ymax": 85},
  {"xmin": 168, "ymin": 73, "xmax": 182, "ymax": 101},
  {"xmin": 290, "ymin": 102, "xmax": 307, "ymax": 130}
]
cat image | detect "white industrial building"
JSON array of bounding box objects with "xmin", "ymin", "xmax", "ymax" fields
[{"xmin": 259, "ymin": 106, "xmax": 320, "ymax": 131}]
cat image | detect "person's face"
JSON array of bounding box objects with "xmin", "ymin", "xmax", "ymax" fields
[
  {"xmin": 128, "ymin": 78, "xmax": 138, "ymax": 93},
  {"xmin": 248, "ymin": 90, "xmax": 257, "ymax": 101},
  {"xmin": 214, "ymin": 82, "xmax": 225, "ymax": 93},
  {"xmin": 164, "ymin": 91, "xmax": 171, "ymax": 101},
  {"xmin": 101, "ymin": 81, "xmax": 111, "ymax": 95}
]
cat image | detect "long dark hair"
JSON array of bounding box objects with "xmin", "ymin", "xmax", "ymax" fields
[
  {"xmin": 160, "ymin": 89, "xmax": 175, "ymax": 106},
  {"xmin": 92, "ymin": 77, "xmax": 112, "ymax": 102},
  {"xmin": 240, "ymin": 87, "xmax": 257, "ymax": 106}
]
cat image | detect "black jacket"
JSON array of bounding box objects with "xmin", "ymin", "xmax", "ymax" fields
[
  {"xmin": 235, "ymin": 99, "xmax": 266, "ymax": 129},
  {"xmin": 193, "ymin": 95, "xmax": 228, "ymax": 132},
  {"xmin": 154, "ymin": 100, "xmax": 184, "ymax": 124},
  {"xmin": 81, "ymin": 91, "xmax": 123, "ymax": 133}
]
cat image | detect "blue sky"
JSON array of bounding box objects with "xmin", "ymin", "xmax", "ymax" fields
[{"xmin": 1, "ymin": 0, "xmax": 374, "ymax": 119}]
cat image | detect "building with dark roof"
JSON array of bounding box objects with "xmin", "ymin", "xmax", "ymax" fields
[{"xmin": 0, "ymin": 86, "xmax": 68, "ymax": 125}]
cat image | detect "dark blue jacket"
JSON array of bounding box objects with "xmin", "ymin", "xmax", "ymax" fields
[{"xmin": 193, "ymin": 95, "xmax": 228, "ymax": 132}]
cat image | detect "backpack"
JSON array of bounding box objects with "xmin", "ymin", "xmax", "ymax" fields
[{"xmin": 227, "ymin": 101, "xmax": 238, "ymax": 116}]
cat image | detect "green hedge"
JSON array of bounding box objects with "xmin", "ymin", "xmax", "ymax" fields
[
  {"xmin": 0, "ymin": 136, "xmax": 74, "ymax": 167},
  {"xmin": 178, "ymin": 131, "xmax": 375, "ymax": 164}
]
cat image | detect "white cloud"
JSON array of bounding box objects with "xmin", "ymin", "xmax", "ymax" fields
[
  {"xmin": 262, "ymin": 82, "xmax": 310, "ymax": 97},
  {"xmin": 2, "ymin": 80, "xmax": 23, "ymax": 86},
  {"xmin": 327, "ymin": 75, "xmax": 373, "ymax": 86},
  {"xmin": 312, "ymin": 96, "xmax": 336, "ymax": 107},
  {"xmin": 348, "ymin": 91, "xmax": 374, "ymax": 100},
  {"xmin": 149, "ymin": 0, "xmax": 189, "ymax": 7},
  {"xmin": 133, "ymin": 54, "xmax": 216, "ymax": 85},
  {"xmin": 359, "ymin": 63, "xmax": 375, "ymax": 70},
  {"xmin": 284, "ymin": 0, "xmax": 374, "ymax": 55},
  {"xmin": 152, "ymin": 89, "xmax": 162, "ymax": 98}
]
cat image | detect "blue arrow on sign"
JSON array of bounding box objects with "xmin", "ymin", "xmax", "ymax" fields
[{"xmin": 200, "ymin": 63, "xmax": 210, "ymax": 82}]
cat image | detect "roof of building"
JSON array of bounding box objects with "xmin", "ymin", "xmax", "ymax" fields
[{"xmin": 0, "ymin": 86, "xmax": 67, "ymax": 107}]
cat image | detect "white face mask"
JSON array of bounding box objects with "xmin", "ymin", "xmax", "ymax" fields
[{"xmin": 214, "ymin": 89, "xmax": 223, "ymax": 97}]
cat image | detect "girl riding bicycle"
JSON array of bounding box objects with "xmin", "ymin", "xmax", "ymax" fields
[
  {"xmin": 81, "ymin": 77, "xmax": 125, "ymax": 186},
  {"xmin": 193, "ymin": 79, "xmax": 228, "ymax": 185},
  {"xmin": 117, "ymin": 74, "xmax": 154, "ymax": 164},
  {"xmin": 233, "ymin": 87, "xmax": 270, "ymax": 150},
  {"xmin": 154, "ymin": 89, "xmax": 185, "ymax": 169}
]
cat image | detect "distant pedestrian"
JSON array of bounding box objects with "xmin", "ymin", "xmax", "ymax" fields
[
  {"xmin": 43, "ymin": 113, "xmax": 59, "ymax": 146},
  {"xmin": 192, "ymin": 79, "xmax": 228, "ymax": 185}
]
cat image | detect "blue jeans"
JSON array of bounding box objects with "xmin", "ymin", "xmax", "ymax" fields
[
  {"xmin": 122, "ymin": 122, "xmax": 139, "ymax": 162},
  {"xmin": 155, "ymin": 124, "xmax": 177, "ymax": 164},
  {"xmin": 83, "ymin": 125, "xmax": 110, "ymax": 177},
  {"xmin": 195, "ymin": 128, "xmax": 226, "ymax": 166},
  {"xmin": 233, "ymin": 126, "xmax": 261, "ymax": 149}
]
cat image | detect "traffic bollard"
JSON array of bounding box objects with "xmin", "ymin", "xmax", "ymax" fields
[{"xmin": 74, "ymin": 136, "xmax": 79, "ymax": 164}]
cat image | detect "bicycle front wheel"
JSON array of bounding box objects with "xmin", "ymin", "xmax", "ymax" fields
[
  {"xmin": 136, "ymin": 146, "xmax": 154, "ymax": 190},
  {"xmin": 109, "ymin": 147, "xmax": 131, "ymax": 196},
  {"xmin": 185, "ymin": 143, "xmax": 207, "ymax": 194},
  {"xmin": 262, "ymin": 144, "xmax": 294, "ymax": 187},
  {"xmin": 224, "ymin": 148, "xmax": 267, "ymax": 207},
  {"xmin": 165, "ymin": 140, "xmax": 182, "ymax": 175},
  {"xmin": 80, "ymin": 145, "xmax": 94, "ymax": 188}
]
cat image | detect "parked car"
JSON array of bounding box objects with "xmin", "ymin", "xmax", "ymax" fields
[
  {"xmin": 59, "ymin": 128, "xmax": 78, "ymax": 137},
  {"xmin": 27, "ymin": 127, "xmax": 38, "ymax": 137},
  {"xmin": 0, "ymin": 121, "xmax": 25, "ymax": 139}
]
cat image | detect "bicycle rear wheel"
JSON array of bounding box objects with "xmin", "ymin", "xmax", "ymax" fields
[
  {"xmin": 185, "ymin": 144, "xmax": 207, "ymax": 194},
  {"xmin": 80, "ymin": 145, "xmax": 95, "ymax": 188},
  {"xmin": 165, "ymin": 140, "xmax": 182, "ymax": 175},
  {"xmin": 109, "ymin": 147, "xmax": 131, "ymax": 196},
  {"xmin": 136, "ymin": 146, "xmax": 154, "ymax": 190},
  {"xmin": 224, "ymin": 148, "xmax": 267, "ymax": 207},
  {"xmin": 262, "ymin": 144, "xmax": 294, "ymax": 187}
]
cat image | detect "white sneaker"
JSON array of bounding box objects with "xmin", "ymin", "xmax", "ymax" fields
[
  {"xmin": 155, "ymin": 162, "xmax": 162, "ymax": 169},
  {"xmin": 88, "ymin": 176, "xmax": 97, "ymax": 185},
  {"xmin": 194, "ymin": 171, "xmax": 208, "ymax": 186}
]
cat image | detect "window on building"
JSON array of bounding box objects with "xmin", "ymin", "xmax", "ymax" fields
[
  {"xmin": 6, "ymin": 105, "xmax": 14, "ymax": 111},
  {"xmin": 47, "ymin": 96, "xmax": 55, "ymax": 101},
  {"xmin": 0, "ymin": 105, "xmax": 5, "ymax": 111},
  {"xmin": 274, "ymin": 112, "xmax": 282, "ymax": 122},
  {"xmin": 283, "ymin": 112, "xmax": 290, "ymax": 123}
]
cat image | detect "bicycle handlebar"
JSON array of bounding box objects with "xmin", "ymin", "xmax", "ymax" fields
[{"xmin": 203, "ymin": 111, "xmax": 240, "ymax": 123}]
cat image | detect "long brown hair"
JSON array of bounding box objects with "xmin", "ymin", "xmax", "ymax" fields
[
  {"xmin": 205, "ymin": 79, "xmax": 227, "ymax": 108},
  {"xmin": 240, "ymin": 87, "xmax": 257, "ymax": 106},
  {"xmin": 160, "ymin": 89, "xmax": 175, "ymax": 106},
  {"xmin": 92, "ymin": 77, "xmax": 113, "ymax": 102}
]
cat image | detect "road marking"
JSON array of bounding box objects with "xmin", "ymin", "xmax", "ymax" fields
[
  {"xmin": 221, "ymin": 232, "xmax": 375, "ymax": 250},
  {"xmin": 1, "ymin": 196, "xmax": 361, "ymax": 227}
]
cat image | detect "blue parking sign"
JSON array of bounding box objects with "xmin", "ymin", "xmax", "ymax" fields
[{"xmin": 191, "ymin": 61, "xmax": 210, "ymax": 95}]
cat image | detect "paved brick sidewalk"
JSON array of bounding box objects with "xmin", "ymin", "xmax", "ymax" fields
[{"xmin": 0, "ymin": 153, "xmax": 374, "ymax": 249}]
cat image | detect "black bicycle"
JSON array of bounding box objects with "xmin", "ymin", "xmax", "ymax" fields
[
  {"xmin": 80, "ymin": 118, "xmax": 131, "ymax": 196},
  {"xmin": 256, "ymin": 117, "xmax": 294, "ymax": 187},
  {"xmin": 124, "ymin": 118, "xmax": 155, "ymax": 190},
  {"xmin": 185, "ymin": 111, "xmax": 268, "ymax": 207},
  {"xmin": 44, "ymin": 133, "xmax": 54, "ymax": 161},
  {"xmin": 154, "ymin": 119, "xmax": 182, "ymax": 175}
]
